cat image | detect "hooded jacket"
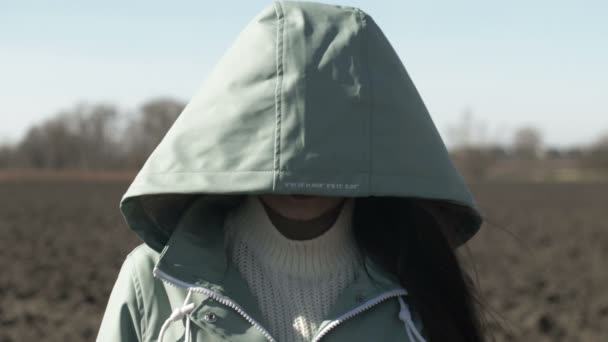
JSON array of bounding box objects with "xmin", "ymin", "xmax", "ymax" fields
[{"xmin": 96, "ymin": 1, "xmax": 483, "ymax": 341}]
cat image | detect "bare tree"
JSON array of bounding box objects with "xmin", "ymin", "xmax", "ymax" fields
[
  {"xmin": 0, "ymin": 145, "xmax": 14, "ymax": 168},
  {"xmin": 447, "ymin": 108, "xmax": 499, "ymax": 181},
  {"xmin": 14, "ymin": 102, "xmax": 122, "ymax": 169},
  {"xmin": 16, "ymin": 114, "xmax": 79, "ymax": 169},
  {"xmin": 512, "ymin": 126, "xmax": 543, "ymax": 159},
  {"xmin": 124, "ymin": 97, "xmax": 185, "ymax": 167},
  {"xmin": 15, "ymin": 126, "xmax": 44, "ymax": 168},
  {"xmin": 74, "ymin": 103, "xmax": 120, "ymax": 169},
  {"xmin": 7, "ymin": 97, "xmax": 183, "ymax": 170},
  {"xmin": 580, "ymin": 131, "xmax": 608, "ymax": 171}
]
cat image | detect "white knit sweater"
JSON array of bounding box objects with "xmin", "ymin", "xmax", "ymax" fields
[{"xmin": 223, "ymin": 195, "xmax": 363, "ymax": 342}]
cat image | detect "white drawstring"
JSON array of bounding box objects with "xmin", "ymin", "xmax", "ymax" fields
[
  {"xmin": 398, "ymin": 296, "xmax": 427, "ymax": 342},
  {"xmin": 158, "ymin": 289, "xmax": 195, "ymax": 342},
  {"xmin": 157, "ymin": 289, "xmax": 421, "ymax": 341}
]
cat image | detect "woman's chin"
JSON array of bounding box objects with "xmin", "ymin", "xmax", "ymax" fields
[{"xmin": 258, "ymin": 194, "xmax": 344, "ymax": 221}]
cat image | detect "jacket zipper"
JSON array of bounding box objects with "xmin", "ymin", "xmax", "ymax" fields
[
  {"xmin": 310, "ymin": 288, "xmax": 408, "ymax": 342},
  {"xmin": 154, "ymin": 266, "xmax": 407, "ymax": 342},
  {"xmin": 153, "ymin": 267, "xmax": 278, "ymax": 342}
]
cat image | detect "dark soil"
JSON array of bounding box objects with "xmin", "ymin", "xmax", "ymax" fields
[{"xmin": 465, "ymin": 182, "xmax": 608, "ymax": 341}]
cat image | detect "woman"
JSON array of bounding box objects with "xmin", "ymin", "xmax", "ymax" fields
[{"xmin": 97, "ymin": 1, "xmax": 486, "ymax": 341}]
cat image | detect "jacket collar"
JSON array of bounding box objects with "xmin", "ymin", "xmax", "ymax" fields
[{"xmin": 152, "ymin": 195, "xmax": 407, "ymax": 324}]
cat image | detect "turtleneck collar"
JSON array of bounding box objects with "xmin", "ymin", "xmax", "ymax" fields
[{"xmin": 223, "ymin": 195, "xmax": 362, "ymax": 278}]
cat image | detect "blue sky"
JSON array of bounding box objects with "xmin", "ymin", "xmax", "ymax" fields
[{"xmin": 1, "ymin": 0, "xmax": 607, "ymax": 148}]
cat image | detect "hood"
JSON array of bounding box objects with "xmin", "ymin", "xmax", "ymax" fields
[{"xmin": 119, "ymin": 0, "xmax": 483, "ymax": 254}]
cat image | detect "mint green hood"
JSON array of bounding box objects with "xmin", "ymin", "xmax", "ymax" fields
[{"xmin": 119, "ymin": 0, "xmax": 482, "ymax": 253}]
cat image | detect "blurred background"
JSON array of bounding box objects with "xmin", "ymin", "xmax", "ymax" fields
[{"xmin": 1, "ymin": 0, "xmax": 606, "ymax": 341}]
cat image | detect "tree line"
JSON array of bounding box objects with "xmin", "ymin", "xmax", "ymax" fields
[
  {"xmin": 446, "ymin": 110, "xmax": 608, "ymax": 181},
  {"xmin": 1, "ymin": 100, "xmax": 607, "ymax": 181},
  {"xmin": 0, "ymin": 97, "xmax": 185, "ymax": 170}
]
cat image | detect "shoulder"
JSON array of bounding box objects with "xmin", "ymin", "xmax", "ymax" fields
[
  {"xmin": 97, "ymin": 243, "xmax": 161, "ymax": 341},
  {"xmin": 123, "ymin": 243, "xmax": 161, "ymax": 290},
  {"xmin": 117, "ymin": 244, "xmax": 165, "ymax": 340},
  {"xmin": 126, "ymin": 242, "xmax": 160, "ymax": 259}
]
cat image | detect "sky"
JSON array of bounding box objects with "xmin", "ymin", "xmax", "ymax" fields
[{"xmin": 1, "ymin": 0, "xmax": 607, "ymax": 148}]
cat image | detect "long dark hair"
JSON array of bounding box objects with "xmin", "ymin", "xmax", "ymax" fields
[{"xmin": 352, "ymin": 196, "xmax": 485, "ymax": 342}]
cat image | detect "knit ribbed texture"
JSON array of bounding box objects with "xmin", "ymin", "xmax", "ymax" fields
[{"xmin": 223, "ymin": 195, "xmax": 363, "ymax": 342}]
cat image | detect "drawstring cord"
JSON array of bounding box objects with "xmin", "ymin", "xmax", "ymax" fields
[
  {"xmin": 398, "ymin": 296, "xmax": 427, "ymax": 342},
  {"xmin": 158, "ymin": 289, "xmax": 195, "ymax": 342}
]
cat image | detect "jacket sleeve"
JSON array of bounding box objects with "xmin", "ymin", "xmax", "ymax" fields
[{"xmin": 96, "ymin": 252, "xmax": 145, "ymax": 342}]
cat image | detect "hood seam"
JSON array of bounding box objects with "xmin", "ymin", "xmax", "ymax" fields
[
  {"xmin": 272, "ymin": 0, "xmax": 286, "ymax": 191},
  {"xmin": 357, "ymin": 9, "xmax": 374, "ymax": 192}
]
